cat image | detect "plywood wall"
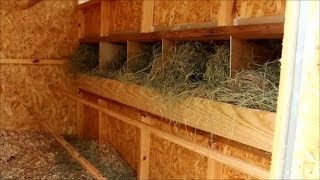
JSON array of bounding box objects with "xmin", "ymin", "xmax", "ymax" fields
[
  {"xmin": 0, "ymin": 0, "xmax": 79, "ymax": 134},
  {"xmin": 0, "ymin": 0, "xmax": 78, "ymax": 59},
  {"xmin": 236, "ymin": 0, "xmax": 286, "ymax": 18},
  {"xmin": 109, "ymin": 0, "xmax": 142, "ymax": 33},
  {"xmin": 153, "ymin": 0, "xmax": 220, "ymax": 27}
]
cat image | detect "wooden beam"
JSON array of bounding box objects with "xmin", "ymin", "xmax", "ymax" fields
[
  {"xmin": 50, "ymin": 86, "xmax": 270, "ymax": 179},
  {"xmin": 80, "ymin": 23, "xmax": 284, "ymax": 43},
  {"xmin": 77, "ymin": 76, "xmax": 275, "ymax": 152},
  {"xmin": 138, "ymin": 116, "xmax": 151, "ymax": 179},
  {"xmin": 217, "ymin": 0, "xmax": 235, "ymax": 26},
  {"xmin": 234, "ymin": 16, "xmax": 285, "ymax": 26},
  {"xmin": 76, "ymin": 91, "xmax": 84, "ymax": 138},
  {"xmin": 0, "ymin": 59, "xmax": 66, "ymax": 65},
  {"xmin": 206, "ymin": 158, "xmax": 223, "ymax": 179},
  {"xmin": 42, "ymin": 122, "xmax": 106, "ymax": 180},
  {"xmin": 140, "ymin": 0, "xmax": 154, "ymax": 33}
]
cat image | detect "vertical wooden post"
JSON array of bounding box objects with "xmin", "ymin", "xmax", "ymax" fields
[
  {"xmin": 98, "ymin": 99, "xmax": 108, "ymax": 144},
  {"xmin": 217, "ymin": 0, "xmax": 235, "ymax": 26},
  {"xmin": 207, "ymin": 158, "xmax": 223, "ymax": 179},
  {"xmin": 138, "ymin": 116, "xmax": 151, "ymax": 179},
  {"xmin": 100, "ymin": 0, "xmax": 110, "ymax": 36},
  {"xmin": 140, "ymin": 0, "xmax": 155, "ymax": 33},
  {"xmin": 78, "ymin": 10, "xmax": 85, "ymax": 39},
  {"xmin": 76, "ymin": 90, "xmax": 84, "ymax": 138}
]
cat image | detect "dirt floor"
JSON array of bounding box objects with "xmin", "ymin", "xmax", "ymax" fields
[
  {"xmin": 65, "ymin": 136, "xmax": 136, "ymax": 180},
  {"xmin": 0, "ymin": 129, "xmax": 92, "ymax": 179}
]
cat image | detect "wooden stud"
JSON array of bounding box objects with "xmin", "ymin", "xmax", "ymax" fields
[
  {"xmin": 0, "ymin": 59, "xmax": 66, "ymax": 65},
  {"xmin": 206, "ymin": 158, "xmax": 223, "ymax": 179},
  {"xmin": 99, "ymin": 42, "xmax": 123, "ymax": 68},
  {"xmin": 76, "ymin": 90, "xmax": 84, "ymax": 138},
  {"xmin": 140, "ymin": 0, "xmax": 155, "ymax": 33},
  {"xmin": 217, "ymin": 0, "xmax": 235, "ymax": 26},
  {"xmin": 100, "ymin": 0, "xmax": 110, "ymax": 36},
  {"xmin": 42, "ymin": 122, "xmax": 106, "ymax": 180},
  {"xmin": 78, "ymin": 10, "xmax": 85, "ymax": 39},
  {"xmin": 98, "ymin": 99, "xmax": 108, "ymax": 144},
  {"xmin": 138, "ymin": 116, "xmax": 151, "ymax": 179},
  {"xmin": 50, "ymin": 86, "xmax": 271, "ymax": 179},
  {"xmin": 230, "ymin": 36, "xmax": 273, "ymax": 76}
]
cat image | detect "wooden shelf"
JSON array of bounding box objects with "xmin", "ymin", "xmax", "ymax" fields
[
  {"xmin": 79, "ymin": 23, "xmax": 284, "ymax": 44},
  {"xmin": 77, "ymin": 75, "xmax": 276, "ymax": 152}
]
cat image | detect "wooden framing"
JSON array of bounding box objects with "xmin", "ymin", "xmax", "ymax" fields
[
  {"xmin": 42, "ymin": 122, "xmax": 106, "ymax": 180},
  {"xmin": 140, "ymin": 0, "xmax": 154, "ymax": 33},
  {"xmin": 100, "ymin": 0, "xmax": 111, "ymax": 36},
  {"xmin": 0, "ymin": 59, "xmax": 66, "ymax": 65},
  {"xmin": 217, "ymin": 0, "xmax": 235, "ymax": 26},
  {"xmin": 206, "ymin": 158, "xmax": 223, "ymax": 179},
  {"xmin": 76, "ymin": 91, "xmax": 84, "ymax": 138},
  {"xmin": 234, "ymin": 16, "xmax": 285, "ymax": 26},
  {"xmin": 77, "ymin": 76, "xmax": 275, "ymax": 152},
  {"xmin": 138, "ymin": 116, "xmax": 151, "ymax": 179},
  {"xmin": 50, "ymin": 86, "xmax": 270, "ymax": 179}
]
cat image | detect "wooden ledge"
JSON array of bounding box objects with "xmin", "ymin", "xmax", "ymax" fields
[
  {"xmin": 79, "ymin": 23, "xmax": 284, "ymax": 44},
  {"xmin": 77, "ymin": 75, "xmax": 276, "ymax": 152}
]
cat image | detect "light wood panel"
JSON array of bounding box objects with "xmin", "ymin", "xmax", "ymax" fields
[
  {"xmin": 217, "ymin": 0, "xmax": 235, "ymax": 26},
  {"xmin": 99, "ymin": 42, "xmax": 123, "ymax": 68},
  {"xmin": 50, "ymin": 86, "xmax": 271, "ymax": 179},
  {"xmin": 76, "ymin": 76, "xmax": 275, "ymax": 152}
]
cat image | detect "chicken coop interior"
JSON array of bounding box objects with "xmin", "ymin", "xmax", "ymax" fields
[{"xmin": 0, "ymin": 0, "xmax": 319, "ymax": 179}]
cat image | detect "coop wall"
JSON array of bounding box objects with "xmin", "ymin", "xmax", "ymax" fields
[{"xmin": 0, "ymin": 0, "xmax": 79, "ymax": 135}]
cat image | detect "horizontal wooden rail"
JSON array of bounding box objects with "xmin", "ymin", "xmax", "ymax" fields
[
  {"xmin": 80, "ymin": 23, "xmax": 284, "ymax": 43},
  {"xmin": 0, "ymin": 59, "xmax": 66, "ymax": 65},
  {"xmin": 77, "ymin": 76, "xmax": 275, "ymax": 152},
  {"xmin": 42, "ymin": 122, "xmax": 106, "ymax": 180},
  {"xmin": 50, "ymin": 86, "xmax": 270, "ymax": 179}
]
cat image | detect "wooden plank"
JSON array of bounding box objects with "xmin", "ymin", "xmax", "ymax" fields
[
  {"xmin": 50, "ymin": 86, "xmax": 270, "ymax": 179},
  {"xmin": 98, "ymin": 99, "xmax": 108, "ymax": 144},
  {"xmin": 217, "ymin": 0, "xmax": 235, "ymax": 26},
  {"xmin": 206, "ymin": 158, "xmax": 223, "ymax": 179},
  {"xmin": 77, "ymin": 0, "xmax": 100, "ymax": 10},
  {"xmin": 138, "ymin": 116, "xmax": 151, "ymax": 179},
  {"xmin": 77, "ymin": 76, "xmax": 275, "ymax": 152},
  {"xmin": 84, "ymin": 3, "xmax": 101, "ymax": 38},
  {"xmin": 80, "ymin": 23, "xmax": 284, "ymax": 43},
  {"xmin": 100, "ymin": 0, "xmax": 111, "ymax": 36},
  {"xmin": 140, "ymin": 0, "xmax": 154, "ymax": 33},
  {"xmin": 234, "ymin": 16, "xmax": 285, "ymax": 26},
  {"xmin": 78, "ymin": 10, "xmax": 86, "ymax": 39},
  {"xmin": 230, "ymin": 36, "xmax": 273, "ymax": 76},
  {"xmin": 154, "ymin": 21, "xmax": 217, "ymax": 32},
  {"xmin": 76, "ymin": 91, "xmax": 84, "ymax": 138},
  {"xmin": 99, "ymin": 42, "xmax": 123, "ymax": 68},
  {"xmin": 127, "ymin": 41, "xmax": 144, "ymax": 64},
  {"xmin": 0, "ymin": 59, "xmax": 66, "ymax": 65},
  {"xmin": 271, "ymin": 0, "xmax": 320, "ymax": 179},
  {"xmin": 42, "ymin": 122, "xmax": 106, "ymax": 180}
]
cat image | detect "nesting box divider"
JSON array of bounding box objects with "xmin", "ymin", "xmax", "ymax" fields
[
  {"xmin": 162, "ymin": 39, "xmax": 173, "ymax": 63},
  {"xmin": 127, "ymin": 41, "xmax": 145, "ymax": 65},
  {"xmin": 99, "ymin": 42, "xmax": 126, "ymax": 69},
  {"xmin": 229, "ymin": 36, "xmax": 275, "ymax": 76}
]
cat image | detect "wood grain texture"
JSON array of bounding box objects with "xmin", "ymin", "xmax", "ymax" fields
[
  {"xmin": 230, "ymin": 37, "xmax": 273, "ymax": 76},
  {"xmin": 217, "ymin": 0, "xmax": 235, "ymax": 26},
  {"xmin": 140, "ymin": 0, "xmax": 154, "ymax": 33},
  {"xmin": 77, "ymin": 76, "xmax": 275, "ymax": 152},
  {"xmin": 82, "ymin": 90, "xmax": 99, "ymax": 140},
  {"xmin": 138, "ymin": 116, "xmax": 151, "ymax": 179},
  {"xmin": 83, "ymin": 4, "xmax": 101, "ymax": 38},
  {"xmin": 207, "ymin": 158, "xmax": 223, "ymax": 179},
  {"xmin": 100, "ymin": 0, "xmax": 110, "ymax": 36},
  {"xmin": 153, "ymin": 0, "xmax": 220, "ymax": 27},
  {"xmin": 50, "ymin": 87, "xmax": 271, "ymax": 179},
  {"xmin": 236, "ymin": 0, "xmax": 286, "ymax": 18},
  {"xmin": 109, "ymin": 0, "xmax": 142, "ymax": 33},
  {"xmin": 80, "ymin": 23, "xmax": 284, "ymax": 43},
  {"xmin": 42, "ymin": 122, "xmax": 106, "ymax": 180}
]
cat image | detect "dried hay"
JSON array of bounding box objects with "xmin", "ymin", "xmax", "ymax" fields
[
  {"xmin": 64, "ymin": 136, "xmax": 136, "ymax": 179},
  {"xmin": 69, "ymin": 41, "xmax": 280, "ymax": 112}
]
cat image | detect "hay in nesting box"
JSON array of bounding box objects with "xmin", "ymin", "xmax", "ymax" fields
[
  {"xmin": 201, "ymin": 60, "xmax": 280, "ymax": 112},
  {"xmin": 146, "ymin": 42, "xmax": 230, "ymax": 101},
  {"xmin": 65, "ymin": 136, "xmax": 136, "ymax": 179},
  {"xmin": 67, "ymin": 44, "xmax": 99, "ymax": 74},
  {"xmin": 115, "ymin": 44, "xmax": 162, "ymax": 85}
]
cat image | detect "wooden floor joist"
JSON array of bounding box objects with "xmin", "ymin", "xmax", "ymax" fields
[
  {"xmin": 51, "ymin": 86, "xmax": 270, "ymax": 179},
  {"xmin": 42, "ymin": 122, "xmax": 106, "ymax": 180}
]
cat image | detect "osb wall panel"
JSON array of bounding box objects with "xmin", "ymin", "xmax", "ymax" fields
[
  {"xmin": 236, "ymin": 0, "xmax": 286, "ymax": 18},
  {"xmin": 0, "ymin": 0, "xmax": 78, "ymax": 59},
  {"xmin": 153, "ymin": 0, "xmax": 220, "ymax": 27},
  {"xmin": 99, "ymin": 99, "xmax": 140, "ymax": 171},
  {"xmin": 109, "ymin": 0, "xmax": 142, "ymax": 33},
  {"xmin": 0, "ymin": 65, "xmax": 78, "ymax": 135}
]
